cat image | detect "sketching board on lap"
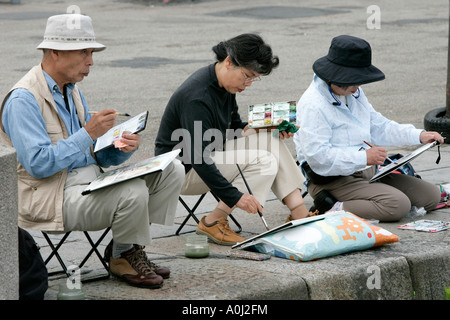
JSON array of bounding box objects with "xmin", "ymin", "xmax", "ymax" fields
[{"xmin": 369, "ymin": 141, "xmax": 439, "ymax": 183}]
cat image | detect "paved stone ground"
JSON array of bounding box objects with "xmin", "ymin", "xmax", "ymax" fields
[{"xmin": 1, "ymin": 0, "xmax": 450, "ymax": 311}]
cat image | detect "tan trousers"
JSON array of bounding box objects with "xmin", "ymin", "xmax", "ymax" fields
[
  {"xmin": 308, "ymin": 166, "xmax": 440, "ymax": 221},
  {"xmin": 62, "ymin": 160, "xmax": 185, "ymax": 245},
  {"xmin": 181, "ymin": 131, "xmax": 305, "ymax": 207}
]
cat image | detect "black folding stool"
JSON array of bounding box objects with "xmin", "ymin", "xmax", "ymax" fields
[
  {"xmin": 41, "ymin": 227, "xmax": 111, "ymax": 283},
  {"xmin": 176, "ymin": 192, "xmax": 242, "ymax": 235}
]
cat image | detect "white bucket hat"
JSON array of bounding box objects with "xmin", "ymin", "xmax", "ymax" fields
[{"xmin": 36, "ymin": 14, "xmax": 106, "ymax": 52}]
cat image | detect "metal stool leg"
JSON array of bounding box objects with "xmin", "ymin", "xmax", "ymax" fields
[
  {"xmin": 176, "ymin": 192, "xmax": 242, "ymax": 235},
  {"xmin": 42, "ymin": 229, "xmax": 111, "ymax": 282},
  {"xmin": 79, "ymin": 228, "xmax": 111, "ymax": 282},
  {"xmin": 43, "ymin": 232, "xmax": 72, "ymax": 277},
  {"xmin": 176, "ymin": 194, "xmax": 206, "ymax": 235}
]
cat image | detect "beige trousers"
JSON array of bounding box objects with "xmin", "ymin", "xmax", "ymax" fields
[
  {"xmin": 308, "ymin": 166, "xmax": 441, "ymax": 221},
  {"xmin": 181, "ymin": 131, "xmax": 305, "ymax": 207},
  {"xmin": 62, "ymin": 160, "xmax": 185, "ymax": 245}
]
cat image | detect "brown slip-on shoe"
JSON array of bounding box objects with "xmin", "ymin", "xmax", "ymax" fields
[
  {"xmin": 109, "ymin": 246, "xmax": 163, "ymax": 289},
  {"xmin": 196, "ymin": 216, "xmax": 245, "ymax": 246}
]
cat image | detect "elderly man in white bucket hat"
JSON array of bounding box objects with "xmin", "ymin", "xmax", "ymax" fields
[
  {"xmin": 0, "ymin": 13, "xmax": 185, "ymax": 290},
  {"xmin": 36, "ymin": 14, "xmax": 106, "ymax": 52}
]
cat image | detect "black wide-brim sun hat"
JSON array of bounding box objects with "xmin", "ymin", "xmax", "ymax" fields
[{"xmin": 313, "ymin": 35, "xmax": 385, "ymax": 87}]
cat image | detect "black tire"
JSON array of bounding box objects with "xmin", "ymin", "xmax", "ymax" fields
[{"xmin": 423, "ymin": 107, "xmax": 450, "ymax": 141}]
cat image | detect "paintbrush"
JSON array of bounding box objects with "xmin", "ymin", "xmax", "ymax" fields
[{"xmin": 236, "ymin": 164, "xmax": 270, "ymax": 231}]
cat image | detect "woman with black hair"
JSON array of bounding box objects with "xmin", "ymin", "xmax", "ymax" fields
[{"xmin": 155, "ymin": 33, "xmax": 310, "ymax": 245}]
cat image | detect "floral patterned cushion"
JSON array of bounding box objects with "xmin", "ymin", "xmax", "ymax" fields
[{"xmin": 248, "ymin": 211, "xmax": 398, "ymax": 262}]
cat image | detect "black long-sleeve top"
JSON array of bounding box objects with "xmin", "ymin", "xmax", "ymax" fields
[{"xmin": 155, "ymin": 64, "xmax": 247, "ymax": 208}]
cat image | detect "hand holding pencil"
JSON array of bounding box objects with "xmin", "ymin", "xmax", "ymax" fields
[
  {"xmin": 363, "ymin": 140, "xmax": 389, "ymax": 166},
  {"xmin": 84, "ymin": 108, "xmax": 118, "ymax": 140}
]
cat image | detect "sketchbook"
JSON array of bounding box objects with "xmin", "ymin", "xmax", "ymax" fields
[
  {"xmin": 397, "ymin": 219, "xmax": 450, "ymax": 232},
  {"xmin": 369, "ymin": 140, "xmax": 439, "ymax": 183},
  {"xmin": 231, "ymin": 214, "xmax": 325, "ymax": 250},
  {"xmin": 94, "ymin": 111, "xmax": 149, "ymax": 153},
  {"xmin": 81, "ymin": 149, "xmax": 180, "ymax": 195},
  {"xmin": 248, "ymin": 101, "xmax": 296, "ymax": 128}
]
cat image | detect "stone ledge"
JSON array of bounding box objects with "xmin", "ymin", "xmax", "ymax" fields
[{"xmin": 0, "ymin": 145, "xmax": 18, "ymax": 300}]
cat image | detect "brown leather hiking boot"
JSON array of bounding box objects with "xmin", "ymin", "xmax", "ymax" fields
[
  {"xmin": 133, "ymin": 244, "xmax": 170, "ymax": 279},
  {"xmin": 196, "ymin": 216, "xmax": 245, "ymax": 246},
  {"xmin": 108, "ymin": 245, "xmax": 163, "ymax": 289},
  {"xmin": 105, "ymin": 241, "xmax": 170, "ymax": 279}
]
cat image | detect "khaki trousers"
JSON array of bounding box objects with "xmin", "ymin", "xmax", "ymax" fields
[
  {"xmin": 181, "ymin": 132, "xmax": 305, "ymax": 207},
  {"xmin": 308, "ymin": 166, "xmax": 440, "ymax": 221},
  {"xmin": 62, "ymin": 160, "xmax": 185, "ymax": 245}
]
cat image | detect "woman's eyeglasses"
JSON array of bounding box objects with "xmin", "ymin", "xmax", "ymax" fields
[{"xmin": 239, "ymin": 68, "xmax": 261, "ymax": 83}]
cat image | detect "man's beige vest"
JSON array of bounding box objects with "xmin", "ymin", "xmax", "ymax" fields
[{"xmin": 0, "ymin": 64, "xmax": 87, "ymax": 231}]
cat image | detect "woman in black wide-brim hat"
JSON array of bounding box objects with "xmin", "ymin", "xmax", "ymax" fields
[{"xmin": 293, "ymin": 35, "xmax": 443, "ymax": 222}]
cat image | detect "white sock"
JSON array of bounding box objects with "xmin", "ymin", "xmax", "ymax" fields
[{"xmin": 328, "ymin": 201, "xmax": 343, "ymax": 212}]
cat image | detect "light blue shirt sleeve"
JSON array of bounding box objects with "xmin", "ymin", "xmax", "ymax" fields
[
  {"xmin": 2, "ymin": 77, "xmax": 133, "ymax": 178},
  {"xmin": 294, "ymin": 76, "xmax": 422, "ymax": 177}
]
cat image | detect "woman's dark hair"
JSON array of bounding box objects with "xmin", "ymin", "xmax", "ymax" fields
[{"xmin": 212, "ymin": 33, "xmax": 279, "ymax": 75}]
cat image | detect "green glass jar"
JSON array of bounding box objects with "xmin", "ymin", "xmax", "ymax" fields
[
  {"xmin": 57, "ymin": 281, "xmax": 85, "ymax": 300},
  {"xmin": 185, "ymin": 235, "xmax": 209, "ymax": 258}
]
